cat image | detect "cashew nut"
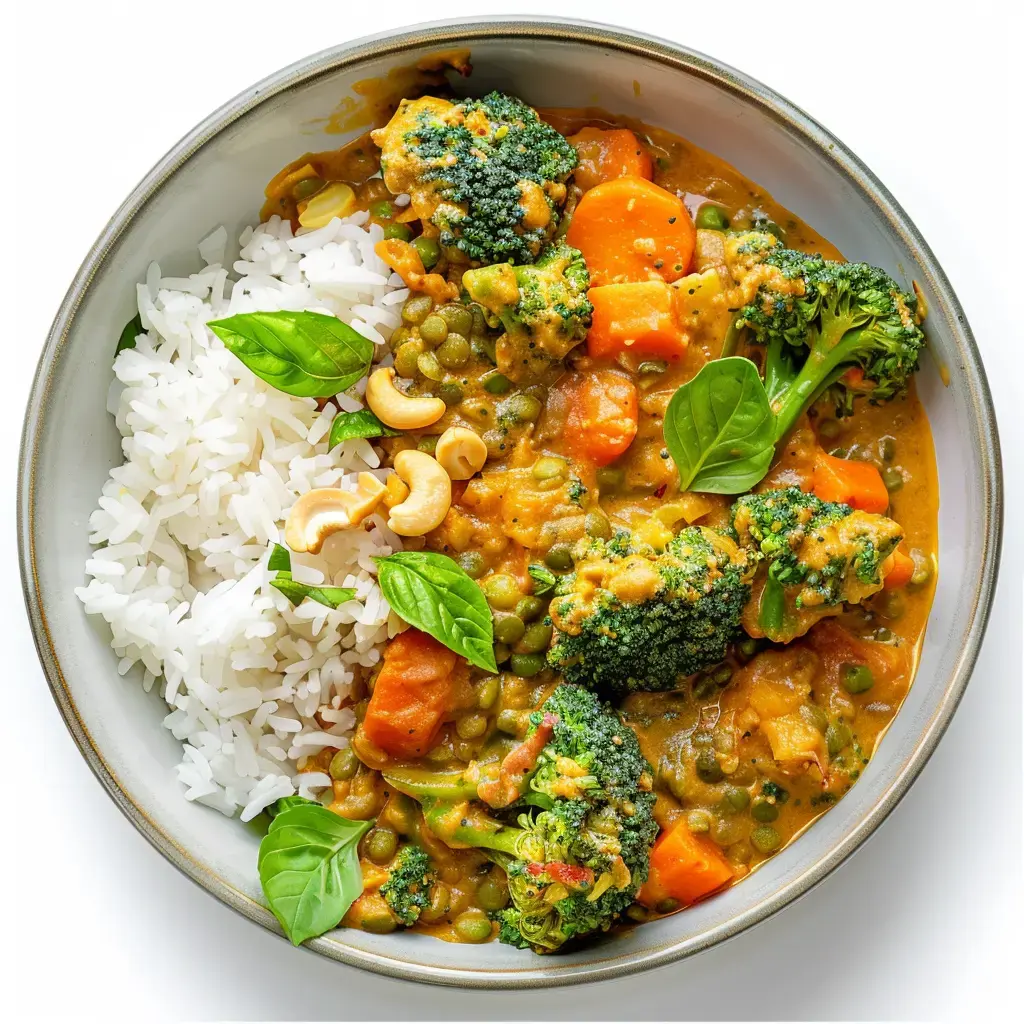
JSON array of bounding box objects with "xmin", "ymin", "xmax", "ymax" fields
[
  {"xmin": 387, "ymin": 449, "xmax": 452, "ymax": 537},
  {"xmin": 365, "ymin": 367, "xmax": 445, "ymax": 430},
  {"xmin": 434, "ymin": 426, "xmax": 488, "ymax": 480},
  {"xmin": 284, "ymin": 473, "xmax": 386, "ymax": 554}
]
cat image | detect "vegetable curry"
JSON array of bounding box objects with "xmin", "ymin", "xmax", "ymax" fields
[{"xmin": 257, "ymin": 88, "xmax": 937, "ymax": 951}]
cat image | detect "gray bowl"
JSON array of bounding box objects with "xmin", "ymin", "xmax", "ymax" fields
[{"xmin": 18, "ymin": 17, "xmax": 1002, "ymax": 988}]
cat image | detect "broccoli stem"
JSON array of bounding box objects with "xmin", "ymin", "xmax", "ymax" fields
[
  {"xmin": 415, "ymin": 795, "xmax": 526, "ymax": 859},
  {"xmin": 719, "ymin": 316, "xmax": 744, "ymax": 358}
]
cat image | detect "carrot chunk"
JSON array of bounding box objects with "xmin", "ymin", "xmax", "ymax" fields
[
  {"xmin": 812, "ymin": 450, "xmax": 890, "ymax": 513},
  {"xmin": 587, "ymin": 281, "xmax": 687, "ymax": 360},
  {"xmin": 565, "ymin": 176, "xmax": 695, "ymax": 286},
  {"xmin": 882, "ymin": 546, "xmax": 915, "ymax": 589},
  {"xmin": 638, "ymin": 821, "xmax": 734, "ymax": 908},
  {"xmin": 568, "ymin": 127, "xmax": 653, "ymax": 191},
  {"xmin": 563, "ymin": 369, "xmax": 639, "ymax": 467}
]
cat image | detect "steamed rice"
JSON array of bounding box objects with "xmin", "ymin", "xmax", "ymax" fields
[{"xmin": 75, "ymin": 211, "xmax": 411, "ymax": 820}]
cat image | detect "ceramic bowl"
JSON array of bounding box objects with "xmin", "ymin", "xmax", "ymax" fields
[{"xmin": 18, "ymin": 17, "xmax": 1002, "ymax": 988}]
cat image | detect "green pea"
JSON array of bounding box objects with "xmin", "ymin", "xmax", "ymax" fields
[
  {"xmin": 329, "ymin": 746, "xmax": 358, "ymax": 781},
  {"xmin": 515, "ymin": 597, "xmax": 545, "ymax": 622},
  {"xmin": 470, "ymin": 305, "xmax": 488, "ymax": 335},
  {"xmin": 909, "ymin": 549, "xmax": 933, "ymax": 588},
  {"xmin": 696, "ymin": 749, "xmax": 724, "ymax": 784},
  {"xmin": 388, "ymin": 326, "xmax": 412, "ymax": 352},
  {"xmin": 544, "ymin": 545, "xmax": 574, "ymax": 571},
  {"xmin": 750, "ymin": 825, "xmax": 782, "ymax": 854},
  {"xmin": 655, "ymin": 898, "xmax": 680, "ymax": 914},
  {"xmin": 817, "ymin": 418, "xmax": 841, "ymax": 441},
  {"xmin": 458, "ymin": 550, "xmax": 485, "ymax": 578},
  {"xmin": 826, "ymin": 721, "xmax": 853, "ymax": 757},
  {"xmin": 454, "ymin": 909, "xmax": 492, "ymax": 943},
  {"xmin": 417, "ymin": 350, "xmax": 445, "ymax": 382},
  {"xmin": 724, "ymin": 786, "xmax": 750, "ymax": 812},
  {"xmin": 695, "ymin": 204, "xmax": 730, "ymax": 231},
  {"xmin": 532, "ymin": 456, "xmax": 568, "ymax": 481},
  {"xmin": 419, "ymin": 314, "xmax": 449, "ymax": 347},
  {"xmin": 687, "ymin": 810, "xmax": 712, "ymax": 833},
  {"xmin": 625, "ymin": 904, "xmax": 651, "ymax": 923},
  {"xmin": 497, "ymin": 708, "xmax": 526, "ymax": 735},
  {"xmin": 712, "ymin": 664, "xmax": 733, "ymax": 686},
  {"xmin": 596, "ymin": 466, "xmax": 625, "ymax": 492},
  {"xmin": 800, "ymin": 703, "xmax": 830, "ymax": 733},
  {"xmin": 842, "ymin": 663, "xmax": 874, "ymax": 694},
  {"xmin": 879, "ymin": 436, "xmax": 897, "ymax": 462},
  {"xmin": 493, "ymin": 643, "xmax": 511, "ymax": 665},
  {"xmin": 437, "ymin": 303, "xmax": 474, "ymax": 337},
  {"xmin": 751, "ymin": 797, "xmax": 779, "ymax": 822},
  {"xmin": 494, "ymin": 614, "xmax": 526, "ymax": 645},
  {"xmin": 475, "ymin": 676, "xmax": 500, "ymax": 710},
  {"xmin": 691, "ymin": 673, "xmax": 716, "ymax": 701},
  {"xmin": 456, "ymin": 712, "xmax": 489, "ymax": 740},
  {"xmin": 482, "ymin": 574, "xmax": 522, "ymax": 610},
  {"xmin": 510, "ymin": 653, "xmax": 545, "ymax": 677},
  {"xmin": 436, "ymin": 333, "xmax": 471, "ymax": 369},
  {"xmin": 416, "ymin": 435, "xmax": 438, "ymax": 454},
  {"xmin": 291, "ymin": 176, "xmax": 325, "ymax": 201},
  {"xmin": 394, "ymin": 338, "xmax": 425, "ymax": 378},
  {"xmin": 882, "ymin": 466, "xmax": 904, "ymax": 492},
  {"xmin": 361, "ymin": 909, "xmax": 397, "ymax": 934},
  {"xmin": 383, "ymin": 222, "xmax": 413, "ymax": 241},
  {"xmin": 369, "ymin": 199, "xmax": 394, "ymax": 219},
  {"xmin": 475, "ymin": 874, "xmax": 510, "ymax": 912},
  {"xmin": 829, "ymin": 446, "xmax": 848, "ymax": 459},
  {"xmin": 364, "ymin": 827, "xmax": 398, "ymax": 865},
  {"xmin": 875, "ymin": 626, "xmax": 894, "ymax": 643},
  {"xmin": 482, "ymin": 429, "xmax": 508, "ymax": 460},
  {"xmin": 420, "ymin": 883, "xmax": 451, "ymax": 923},
  {"xmin": 502, "ymin": 393, "xmax": 543, "ymax": 423},
  {"xmin": 401, "ymin": 294, "xmax": 434, "ymax": 325},
  {"xmin": 439, "ymin": 381, "xmax": 464, "ymax": 406},
  {"xmin": 482, "ymin": 372, "xmax": 512, "ymax": 394},
  {"xmin": 637, "ymin": 359, "xmax": 668, "ymax": 376},
  {"xmin": 520, "ymin": 622, "xmax": 553, "ymax": 654},
  {"xmin": 736, "ymin": 637, "xmax": 759, "ymax": 661},
  {"xmin": 585, "ymin": 510, "xmax": 612, "ymax": 540},
  {"xmin": 412, "ymin": 235, "xmax": 440, "ymax": 269},
  {"xmin": 876, "ymin": 590, "xmax": 905, "ymax": 621}
]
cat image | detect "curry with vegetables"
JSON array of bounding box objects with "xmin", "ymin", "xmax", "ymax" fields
[{"xmin": 246, "ymin": 87, "xmax": 937, "ymax": 953}]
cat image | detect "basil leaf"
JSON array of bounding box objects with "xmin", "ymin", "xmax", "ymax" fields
[
  {"xmin": 208, "ymin": 310, "xmax": 373, "ymax": 398},
  {"xmin": 258, "ymin": 804, "xmax": 372, "ymax": 945},
  {"xmin": 116, "ymin": 313, "xmax": 144, "ymax": 355},
  {"xmin": 374, "ymin": 551, "xmax": 498, "ymax": 673},
  {"xmin": 528, "ymin": 564, "xmax": 557, "ymax": 597},
  {"xmin": 268, "ymin": 543, "xmax": 292, "ymax": 573},
  {"xmin": 664, "ymin": 356, "xmax": 776, "ymax": 494},
  {"xmin": 268, "ymin": 795, "xmax": 315, "ymax": 819},
  {"xmin": 270, "ymin": 577, "xmax": 357, "ymax": 610},
  {"xmin": 329, "ymin": 409, "xmax": 400, "ymax": 449}
]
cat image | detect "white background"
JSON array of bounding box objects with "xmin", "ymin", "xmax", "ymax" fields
[{"xmin": 6, "ymin": 1, "xmax": 1022, "ymax": 1020}]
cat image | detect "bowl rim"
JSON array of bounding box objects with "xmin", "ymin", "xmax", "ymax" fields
[{"xmin": 18, "ymin": 15, "xmax": 1003, "ymax": 989}]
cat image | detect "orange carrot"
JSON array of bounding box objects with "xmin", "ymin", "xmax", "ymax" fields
[
  {"xmin": 586, "ymin": 281, "xmax": 687, "ymax": 360},
  {"xmin": 882, "ymin": 546, "xmax": 915, "ymax": 589},
  {"xmin": 568, "ymin": 127, "xmax": 653, "ymax": 191},
  {"xmin": 563, "ymin": 369, "xmax": 639, "ymax": 467},
  {"xmin": 638, "ymin": 821, "xmax": 734, "ymax": 908},
  {"xmin": 362, "ymin": 630, "xmax": 463, "ymax": 758},
  {"xmin": 812, "ymin": 450, "xmax": 890, "ymax": 513},
  {"xmin": 566, "ymin": 176, "xmax": 695, "ymax": 286}
]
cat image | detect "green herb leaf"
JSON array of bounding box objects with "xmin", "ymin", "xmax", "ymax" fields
[
  {"xmin": 268, "ymin": 795, "xmax": 315, "ymax": 818},
  {"xmin": 328, "ymin": 409, "xmax": 400, "ymax": 449},
  {"xmin": 663, "ymin": 356, "xmax": 776, "ymax": 494},
  {"xmin": 268, "ymin": 543, "xmax": 292, "ymax": 573},
  {"xmin": 374, "ymin": 551, "xmax": 498, "ymax": 673},
  {"xmin": 528, "ymin": 564, "xmax": 557, "ymax": 596},
  {"xmin": 116, "ymin": 313, "xmax": 144, "ymax": 355},
  {"xmin": 207, "ymin": 310, "xmax": 374, "ymax": 398},
  {"xmin": 758, "ymin": 571, "xmax": 787, "ymax": 640},
  {"xmin": 258, "ymin": 804, "xmax": 372, "ymax": 945},
  {"xmin": 270, "ymin": 577, "xmax": 357, "ymax": 610}
]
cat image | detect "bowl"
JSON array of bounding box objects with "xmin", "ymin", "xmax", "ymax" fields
[{"xmin": 18, "ymin": 17, "xmax": 1002, "ymax": 988}]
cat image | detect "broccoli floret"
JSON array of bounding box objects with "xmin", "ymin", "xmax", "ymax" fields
[
  {"xmin": 546, "ymin": 527, "xmax": 753, "ymax": 696},
  {"xmin": 383, "ymin": 685, "xmax": 657, "ymax": 954},
  {"xmin": 724, "ymin": 233, "xmax": 925, "ymax": 438},
  {"xmin": 463, "ymin": 242, "xmax": 593, "ymax": 380},
  {"xmin": 379, "ymin": 845, "xmax": 435, "ymax": 927},
  {"xmin": 732, "ymin": 487, "xmax": 903, "ymax": 642},
  {"xmin": 372, "ymin": 92, "xmax": 577, "ymax": 266}
]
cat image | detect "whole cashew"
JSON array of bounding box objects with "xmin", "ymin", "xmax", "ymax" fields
[
  {"xmin": 365, "ymin": 367, "xmax": 445, "ymax": 430},
  {"xmin": 387, "ymin": 449, "xmax": 452, "ymax": 537},
  {"xmin": 434, "ymin": 426, "xmax": 488, "ymax": 480},
  {"xmin": 285, "ymin": 473, "xmax": 386, "ymax": 554}
]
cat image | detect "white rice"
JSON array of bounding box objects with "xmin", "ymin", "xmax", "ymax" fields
[{"xmin": 76, "ymin": 212, "xmax": 412, "ymax": 820}]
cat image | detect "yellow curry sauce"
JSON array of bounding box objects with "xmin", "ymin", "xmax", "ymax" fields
[{"xmin": 269, "ymin": 102, "xmax": 937, "ymax": 942}]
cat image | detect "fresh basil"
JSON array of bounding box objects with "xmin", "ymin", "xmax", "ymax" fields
[
  {"xmin": 374, "ymin": 551, "xmax": 498, "ymax": 673},
  {"xmin": 328, "ymin": 409, "xmax": 400, "ymax": 449},
  {"xmin": 116, "ymin": 313, "xmax": 144, "ymax": 355},
  {"xmin": 258, "ymin": 803, "xmax": 372, "ymax": 945},
  {"xmin": 664, "ymin": 357, "xmax": 776, "ymax": 494},
  {"xmin": 267, "ymin": 542, "xmax": 357, "ymax": 609},
  {"xmin": 268, "ymin": 795, "xmax": 315, "ymax": 818},
  {"xmin": 268, "ymin": 543, "xmax": 292, "ymax": 573},
  {"xmin": 528, "ymin": 564, "xmax": 557, "ymax": 597},
  {"xmin": 208, "ymin": 310, "xmax": 374, "ymax": 398}
]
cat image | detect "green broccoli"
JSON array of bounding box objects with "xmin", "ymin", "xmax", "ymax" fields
[
  {"xmin": 379, "ymin": 844, "xmax": 436, "ymax": 927},
  {"xmin": 546, "ymin": 527, "xmax": 753, "ymax": 696},
  {"xmin": 383, "ymin": 685, "xmax": 657, "ymax": 954},
  {"xmin": 463, "ymin": 241, "xmax": 593, "ymax": 379},
  {"xmin": 723, "ymin": 233, "xmax": 925, "ymax": 439},
  {"xmin": 732, "ymin": 487, "xmax": 903, "ymax": 642},
  {"xmin": 372, "ymin": 92, "xmax": 577, "ymax": 266}
]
